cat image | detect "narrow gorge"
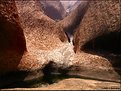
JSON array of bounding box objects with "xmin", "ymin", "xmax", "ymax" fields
[{"xmin": 0, "ymin": 0, "xmax": 121, "ymax": 90}]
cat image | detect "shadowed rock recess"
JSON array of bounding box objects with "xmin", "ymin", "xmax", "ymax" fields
[
  {"xmin": 73, "ymin": 0, "xmax": 121, "ymax": 82},
  {"xmin": 0, "ymin": 0, "xmax": 121, "ymax": 90}
]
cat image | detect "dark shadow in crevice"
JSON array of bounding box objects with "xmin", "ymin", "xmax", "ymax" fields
[
  {"xmin": 81, "ymin": 31, "xmax": 121, "ymax": 76},
  {"xmin": 0, "ymin": 69, "xmax": 43, "ymax": 88},
  {"xmin": 0, "ymin": 62, "xmax": 77, "ymax": 88},
  {"xmin": 42, "ymin": 61, "xmax": 68, "ymax": 84},
  {"xmin": 63, "ymin": 2, "xmax": 89, "ymax": 39},
  {"xmin": 0, "ymin": 15, "xmax": 26, "ymax": 53},
  {"xmin": 0, "ymin": 71, "xmax": 29, "ymax": 88},
  {"xmin": 60, "ymin": 1, "xmax": 90, "ymax": 44},
  {"xmin": 0, "ymin": 14, "xmax": 26, "ymax": 88}
]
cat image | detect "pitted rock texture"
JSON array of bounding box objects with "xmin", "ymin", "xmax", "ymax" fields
[
  {"xmin": 0, "ymin": 0, "xmax": 72, "ymax": 87},
  {"xmin": 0, "ymin": 0, "xmax": 121, "ymax": 89},
  {"xmin": 15, "ymin": 0, "xmax": 70, "ymax": 71},
  {"xmin": 68, "ymin": 0, "xmax": 121, "ymax": 83},
  {"xmin": 0, "ymin": 0, "xmax": 26, "ymax": 75},
  {"xmin": 73, "ymin": 1, "xmax": 121, "ymax": 53},
  {"xmin": 69, "ymin": 0, "xmax": 121, "ymax": 82}
]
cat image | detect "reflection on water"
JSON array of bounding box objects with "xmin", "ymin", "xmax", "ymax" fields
[
  {"xmin": 0, "ymin": 72, "xmax": 78, "ymax": 88},
  {"xmin": 1, "ymin": 71, "xmax": 120, "ymax": 88}
]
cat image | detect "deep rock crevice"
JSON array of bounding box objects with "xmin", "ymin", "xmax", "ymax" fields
[{"xmin": 82, "ymin": 31, "xmax": 121, "ymax": 55}]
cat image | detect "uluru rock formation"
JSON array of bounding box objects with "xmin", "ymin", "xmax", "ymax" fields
[
  {"xmin": 0, "ymin": 0, "xmax": 69, "ymax": 87},
  {"xmin": 15, "ymin": 0, "xmax": 69, "ymax": 71},
  {"xmin": 0, "ymin": 0, "xmax": 121, "ymax": 90},
  {"xmin": 0, "ymin": 0, "xmax": 45, "ymax": 87},
  {"xmin": 68, "ymin": 0, "xmax": 121, "ymax": 82},
  {"xmin": 73, "ymin": 1, "xmax": 121, "ymax": 53}
]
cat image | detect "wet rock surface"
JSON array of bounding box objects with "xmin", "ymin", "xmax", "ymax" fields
[
  {"xmin": 66, "ymin": 53, "xmax": 121, "ymax": 83},
  {"xmin": 2, "ymin": 78, "xmax": 121, "ymax": 90},
  {"xmin": 35, "ymin": 78, "xmax": 121, "ymax": 90}
]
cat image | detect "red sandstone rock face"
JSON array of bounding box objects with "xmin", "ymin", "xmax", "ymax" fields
[
  {"xmin": 0, "ymin": 0, "xmax": 69, "ymax": 87},
  {"xmin": 2, "ymin": 78, "xmax": 121, "ymax": 90},
  {"xmin": 0, "ymin": 0, "xmax": 121, "ymax": 88},
  {"xmin": 0, "ymin": 0, "xmax": 68, "ymax": 76},
  {"xmin": 15, "ymin": 1, "xmax": 68, "ymax": 51},
  {"xmin": 73, "ymin": 1, "xmax": 121, "ymax": 53},
  {"xmin": 0, "ymin": 1, "xmax": 68, "ymax": 74},
  {"xmin": 15, "ymin": 0, "xmax": 68, "ymax": 71},
  {"xmin": 70, "ymin": 0, "xmax": 121, "ymax": 82},
  {"xmin": 0, "ymin": 0, "xmax": 26, "ymax": 75}
]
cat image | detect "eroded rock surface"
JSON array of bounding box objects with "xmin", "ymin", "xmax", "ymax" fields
[
  {"xmin": 0, "ymin": 0, "xmax": 26, "ymax": 75},
  {"xmin": 0, "ymin": 0, "xmax": 70, "ymax": 87},
  {"xmin": 70, "ymin": 0, "xmax": 121, "ymax": 83},
  {"xmin": 0, "ymin": 0, "xmax": 121, "ymax": 89},
  {"xmin": 15, "ymin": 0, "xmax": 70, "ymax": 71},
  {"xmin": 73, "ymin": 1, "xmax": 121, "ymax": 53}
]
